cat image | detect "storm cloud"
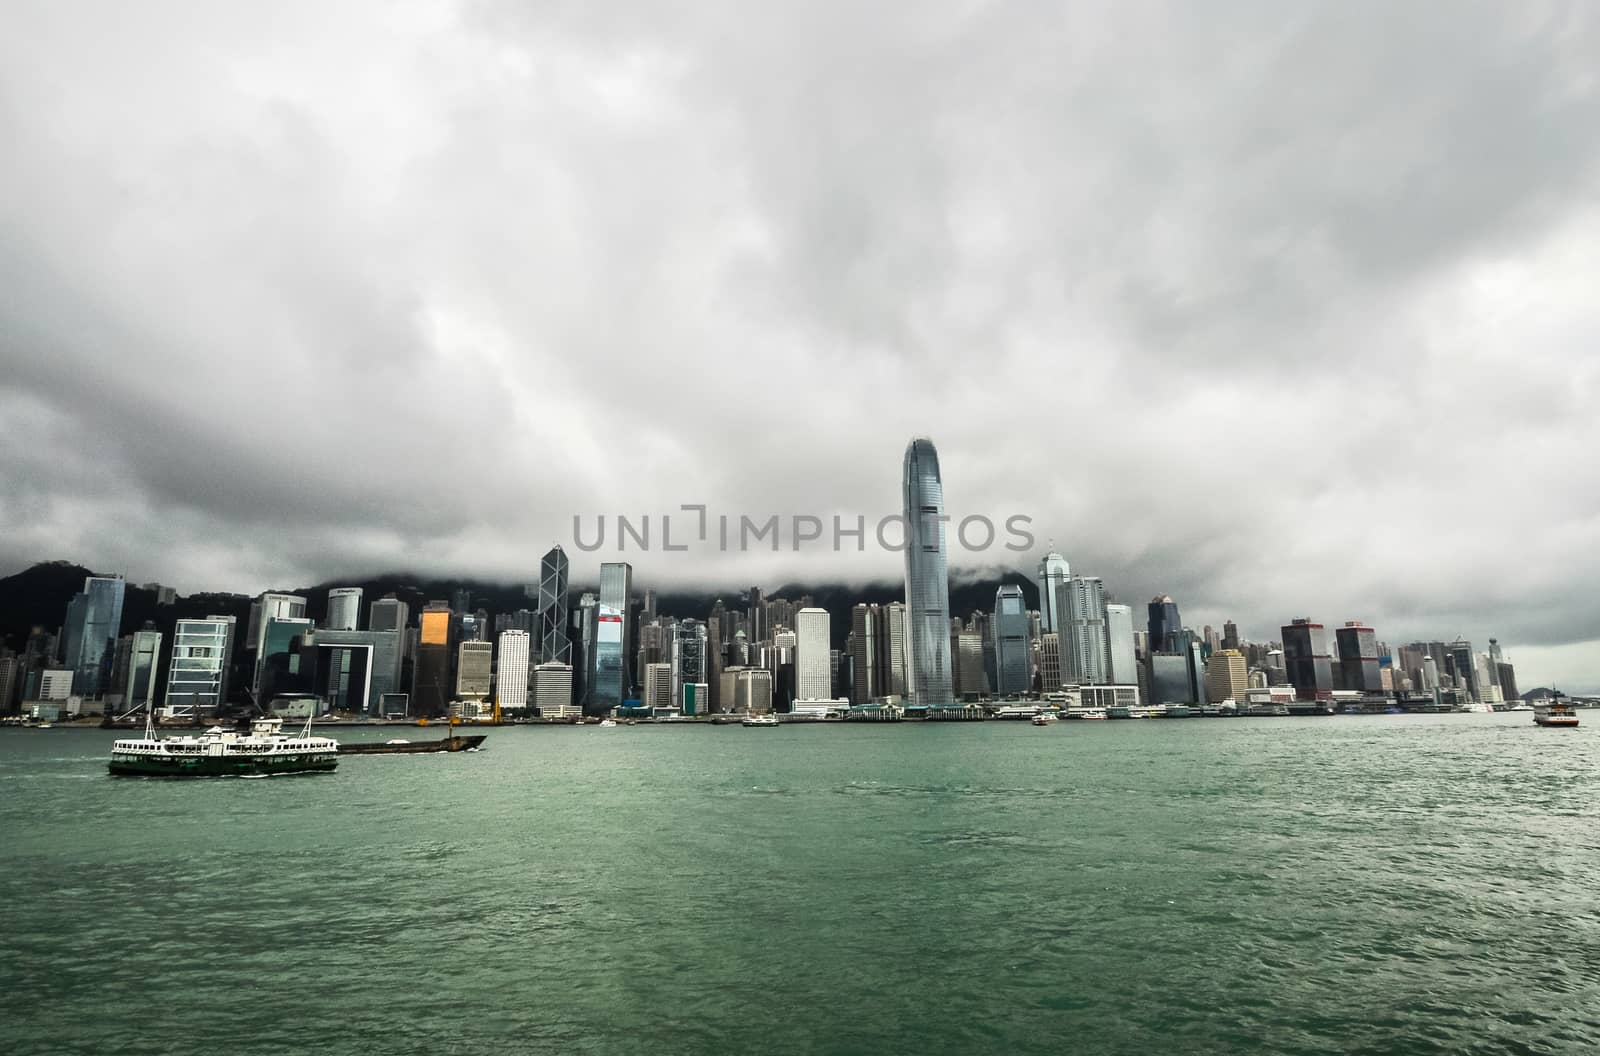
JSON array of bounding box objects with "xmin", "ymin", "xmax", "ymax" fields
[{"xmin": 1, "ymin": 1, "xmax": 1597, "ymax": 688}]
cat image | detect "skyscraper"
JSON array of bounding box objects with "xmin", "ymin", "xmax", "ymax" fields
[
  {"xmin": 1205, "ymin": 649, "xmax": 1248, "ymax": 704},
  {"xmin": 1039, "ymin": 633, "xmax": 1062, "ymax": 692},
  {"xmin": 258, "ymin": 617, "xmax": 315, "ymax": 702},
  {"xmin": 368, "ymin": 595, "xmax": 409, "ymax": 633},
  {"xmin": 532, "ymin": 661, "xmax": 575, "ymax": 718},
  {"xmin": 903, "ymin": 437, "xmax": 953, "ymax": 706},
  {"xmin": 164, "ymin": 616, "xmax": 235, "ymax": 718},
  {"xmin": 1148, "ymin": 595, "xmax": 1182, "ymax": 652},
  {"xmin": 1446, "ymin": 639, "xmax": 1479, "ymax": 701},
  {"xmin": 599, "ymin": 562, "xmax": 633, "ymax": 690},
  {"xmin": 956, "ymin": 631, "xmax": 986, "ymax": 698},
  {"xmin": 325, "ymin": 587, "xmax": 363, "ymax": 631},
  {"xmin": 736, "ymin": 668, "xmax": 774, "ymax": 715},
  {"xmin": 848, "ymin": 603, "xmax": 878, "ymax": 704},
  {"xmin": 591, "ymin": 604, "xmax": 625, "ymax": 715},
  {"xmin": 496, "ymin": 630, "xmax": 531, "ymax": 713},
  {"xmin": 122, "ymin": 626, "xmax": 162, "ymax": 710},
  {"xmin": 250, "ymin": 593, "xmax": 307, "ymax": 696},
  {"xmin": 316, "ymin": 629, "xmax": 402, "ymax": 714},
  {"xmin": 748, "ymin": 586, "xmax": 766, "ymax": 644},
  {"xmin": 413, "ymin": 601, "xmax": 453, "ymax": 718},
  {"xmin": 1335, "ymin": 622, "xmax": 1382, "ymax": 693},
  {"xmin": 1282, "ymin": 619, "xmax": 1334, "ymax": 701},
  {"xmin": 1490, "ymin": 640, "xmax": 1519, "ymax": 702},
  {"xmin": 1063, "ymin": 576, "xmax": 1109, "ymax": 684},
  {"xmin": 644, "ymin": 662, "xmax": 673, "ymax": 711},
  {"xmin": 538, "ymin": 545, "xmax": 571, "ymax": 665},
  {"xmin": 671, "ymin": 619, "xmax": 708, "ymax": 712},
  {"xmin": 456, "ymin": 640, "xmax": 493, "ymax": 700},
  {"xmin": 1105, "ymin": 603, "xmax": 1138, "ymax": 685},
  {"xmin": 796, "ymin": 607, "xmax": 832, "ymax": 700},
  {"xmin": 1037, "ymin": 551, "xmax": 1070, "ymax": 633},
  {"xmin": 62, "ymin": 576, "xmax": 126, "ymax": 698},
  {"xmin": 992, "ymin": 585, "xmax": 1030, "ymax": 696},
  {"xmin": 1222, "ymin": 620, "xmax": 1240, "ymax": 651},
  {"xmin": 884, "ymin": 601, "xmax": 908, "ymax": 698},
  {"xmin": 0, "ymin": 656, "xmax": 18, "ymax": 715}
]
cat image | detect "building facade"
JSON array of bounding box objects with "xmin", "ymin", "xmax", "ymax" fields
[
  {"xmin": 599, "ymin": 562, "xmax": 633, "ymax": 696},
  {"xmin": 795, "ymin": 607, "xmax": 832, "ymax": 700},
  {"xmin": 369, "ymin": 595, "xmax": 409, "ymax": 633},
  {"xmin": 413, "ymin": 601, "xmax": 453, "ymax": 718},
  {"xmin": 1205, "ymin": 649, "xmax": 1249, "ymax": 704},
  {"xmin": 1282, "ymin": 619, "xmax": 1334, "ymax": 701},
  {"xmin": 1062, "ymin": 576, "xmax": 1109, "ymax": 685},
  {"xmin": 1105, "ymin": 603, "xmax": 1138, "ymax": 685},
  {"xmin": 532, "ymin": 661, "xmax": 576, "ymax": 718},
  {"xmin": 1335, "ymin": 621, "xmax": 1382, "ymax": 693},
  {"xmin": 250, "ymin": 593, "xmax": 307, "ymax": 696},
  {"xmin": 122, "ymin": 627, "xmax": 162, "ymax": 709},
  {"xmin": 643, "ymin": 662, "xmax": 674, "ymax": 711},
  {"xmin": 902, "ymin": 437, "xmax": 954, "ymax": 705},
  {"xmin": 1147, "ymin": 595, "xmax": 1182, "ymax": 652},
  {"xmin": 325, "ymin": 587, "xmax": 363, "ymax": 631},
  {"xmin": 164, "ymin": 616, "xmax": 235, "ymax": 717},
  {"xmin": 496, "ymin": 630, "xmax": 531, "ymax": 712},
  {"xmin": 456, "ymin": 640, "xmax": 493, "ymax": 699},
  {"xmin": 992, "ymin": 585, "xmax": 1031, "ymax": 695},
  {"xmin": 63, "ymin": 575, "xmax": 126, "ymax": 699},
  {"xmin": 539, "ymin": 546, "xmax": 571, "ymax": 665},
  {"xmin": 1036, "ymin": 551, "xmax": 1070, "ymax": 633}
]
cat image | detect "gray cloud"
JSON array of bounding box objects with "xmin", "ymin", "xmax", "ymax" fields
[{"xmin": 1, "ymin": 1, "xmax": 1597, "ymax": 688}]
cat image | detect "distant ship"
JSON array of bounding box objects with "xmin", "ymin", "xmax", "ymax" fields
[
  {"xmin": 742, "ymin": 713, "xmax": 780, "ymax": 727},
  {"xmin": 109, "ymin": 715, "xmax": 339, "ymax": 778}
]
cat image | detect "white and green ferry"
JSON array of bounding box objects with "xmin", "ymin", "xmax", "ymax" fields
[{"xmin": 109, "ymin": 715, "xmax": 339, "ymax": 778}]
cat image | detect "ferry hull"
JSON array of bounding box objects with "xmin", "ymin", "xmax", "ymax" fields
[
  {"xmin": 337, "ymin": 735, "xmax": 486, "ymax": 755},
  {"xmin": 108, "ymin": 754, "xmax": 338, "ymax": 778}
]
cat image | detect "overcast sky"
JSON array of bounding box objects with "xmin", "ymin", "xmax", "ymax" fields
[{"xmin": 1, "ymin": 2, "xmax": 1597, "ymax": 688}]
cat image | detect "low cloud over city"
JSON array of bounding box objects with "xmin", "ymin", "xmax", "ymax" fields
[{"xmin": 2, "ymin": 1, "xmax": 1596, "ymax": 686}]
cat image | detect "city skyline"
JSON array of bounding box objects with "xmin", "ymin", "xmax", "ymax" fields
[
  {"xmin": 1, "ymin": 539, "xmax": 1592, "ymax": 695},
  {"xmin": 2, "ymin": 4, "xmax": 1596, "ymax": 688}
]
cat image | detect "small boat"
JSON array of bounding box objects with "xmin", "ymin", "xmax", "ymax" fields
[
  {"xmin": 1534, "ymin": 700, "xmax": 1579, "ymax": 728},
  {"xmin": 110, "ymin": 715, "xmax": 338, "ymax": 778},
  {"xmin": 742, "ymin": 713, "xmax": 780, "ymax": 727},
  {"xmin": 598, "ymin": 719, "xmax": 618, "ymax": 728},
  {"xmin": 1031, "ymin": 712, "xmax": 1057, "ymax": 726}
]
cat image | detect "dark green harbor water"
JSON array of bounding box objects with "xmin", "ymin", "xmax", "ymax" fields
[{"xmin": 2, "ymin": 714, "xmax": 1597, "ymax": 1055}]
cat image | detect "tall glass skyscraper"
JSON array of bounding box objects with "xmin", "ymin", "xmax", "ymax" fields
[
  {"xmin": 599, "ymin": 562, "xmax": 632, "ymax": 694},
  {"xmin": 1036, "ymin": 551, "xmax": 1070, "ymax": 633},
  {"xmin": 992, "ymin": 585, "xmax": 1030, "ymax": 695},
  {"xmin": 1148, "ymin": 594, "xmax": 1183, "ymax": 651},
  {"xmin": 538, "ymin": 545, "xmax": 571, "ymax": 665},
  {"xmin": 164, "ymin": 615, "xmax": 236, "ymax": 717},
  {"xmin": 63, "ymin": 576, "xmax": 126, "ymax": 698},
  {"xmin": 902, "ymin": 437, "xmax": 953, "ymax": 706},
  {"xmin": 590, "ymin": 605, "xmax": 625, "ymax": 715}
]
